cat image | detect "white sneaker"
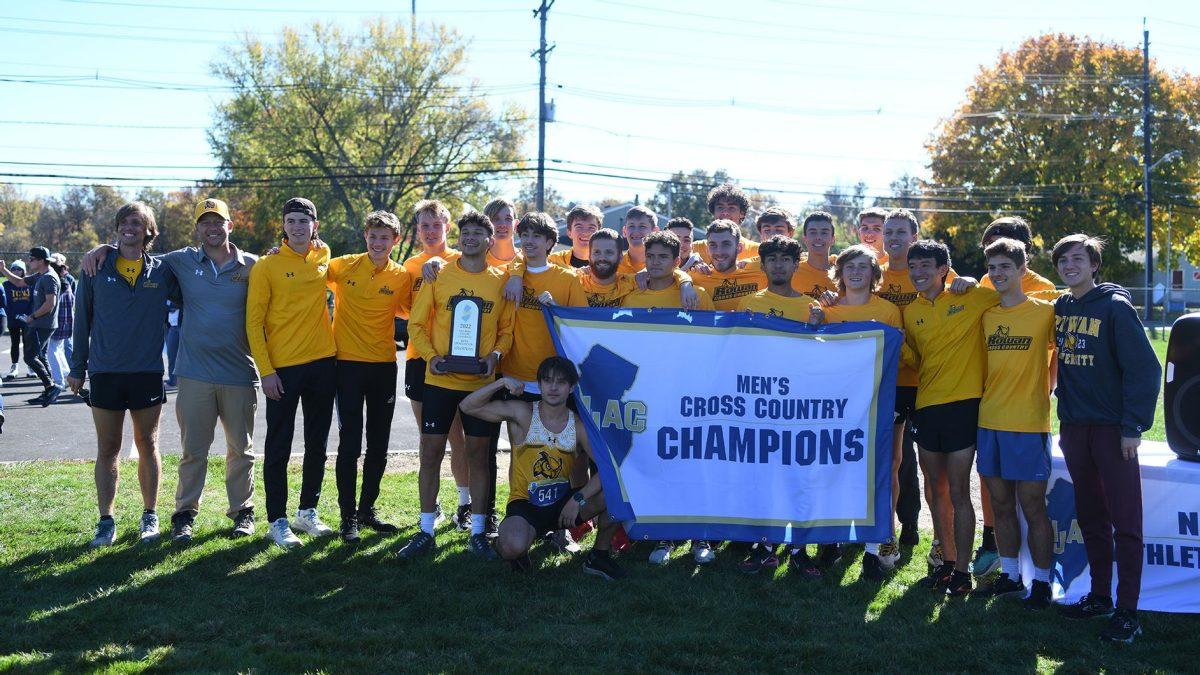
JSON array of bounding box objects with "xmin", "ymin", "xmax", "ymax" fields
[
  {"xmin": 292, "ymin": 508, "xmax": 334, "ymax": 537},
  {"xmin": 548, "ymin": 529, "xmax": 581, "ymax": 554},
  {"xmin": 691, "ymin": 540, "xmax": 716, "ymax": 565},
  {"xmin": 878, "ymin": 540, "xmax": 900, "ymax": 570},
  {"xmin": 267, "ymin": 518, "xmax": 302, "ymax": 549},
  {"xmin": 139, "ymin": 512, "xmax": 160, "ymax": 543},
  {"xmin": 649, "ymin": 541, "xmax": 673, "ymax": 566}
]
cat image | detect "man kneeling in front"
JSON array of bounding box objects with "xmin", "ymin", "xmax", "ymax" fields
[{"xmin": 459, "ymin": 356, "xmax": 625, "ymax": 580}]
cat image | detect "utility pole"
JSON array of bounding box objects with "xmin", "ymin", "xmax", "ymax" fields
[
  {"xmin": 533, "ymin": 0, "xmax": 555, "ymax": 211},
  {"xmin": 1141, "ymin": 19, "xmax": 1154, "ymax": 322},
  {"xmin": 411, "ymin": 1, "xmax": 416, "ymax": 45}
]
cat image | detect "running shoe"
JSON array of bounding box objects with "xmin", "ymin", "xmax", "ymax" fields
[
  {"xmin": 1024, "ymin": 580, "xmax": 1052, "ymax": 610},
  {"xmin": 139, "ymin": 512, "xmax": 160, "ymax": 543},
  {"xmin": 861, "ymin": 552, "xmax": 886, "ymax": 581},
  {"xmin": 927, "ymin": 540, "xmax": 945, "ymax": 568},
  {"xmin": 90, "ymin": 518, "xmax": 116, "ymax": 548},
  {"xmin": 583, "ymin": 550, "xmax": 627, "ymax": 580},
  {"xmin": 340, "ymin": 514, "xmax": 360, "ymax": 544},
  {"xmin": 451, "ymin": 504, "xmax": 472, "ymax": 532},
  {"xmin": 787, "ymin": 547, "xmax": 822, "ymax": 580},
  {"xmin": 468, "ymin": 533, "xmax": 498, "ymax": 561},
  {"xmin": 396, "ymin": 531, "xmax": 436, "ymax": 559},
  {"xmin": 267, "ymin": 518, "xmax": 302, "ymax": 549},
  {"xmin": 231, "ymin": 508, "xmax": 255, "ymax": 538},
  {"xmin": 1100, "ymin": 608, "xmax": 1142, "ymax": 643},
  {"xmin": 918, "ymin": 561, "xmax": 954, "ymax": 590},
  {"xmin": 1056, "ymin": 593, "xmax": 1114, "ymax": 620},
  {"xmin": 292, "ymin": 508, "xmax": 334, "ymax": 537},
  {"xmin": 877, "ymin": 540, "xmax": 901, "ymax": 569},
  {"xmin": 817, "ymin": 543, "xmax": 842, "ymax": 568},
  {"xmin": 945, "ymin": 570, "xmax": 974, "ymax": 597},
  {"xmin": 691, "ymin": 540, "xmax": 716, "ymax": 565},
  {"xmin": 358, "ymin": 508, "xmax": 398, "ymax": 534},
  {"xmin": 649, "ymin": 541, "xmax": 674, "ymax": 566},
  {"xmin": 738, "ymin": 548, "xmax": 780, "ymax": 575},
  {"xmin": 971, "ymin": 546, "xmax": 1000, "ymax": 577},
  {"xmin": 171, "ymin": 513, "xmax": 194, "ymax": 544},
  {"xmin": 972, "ymin": 572, "xmax": 1023, "ymax": 598}
]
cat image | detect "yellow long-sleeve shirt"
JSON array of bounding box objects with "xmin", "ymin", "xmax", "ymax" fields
[
  {"xmin": 398, "ymin": 248, "xmax": 460, "ymax": 360},
  {"xmin": 245, "ymin": 242, "xmax": 336, "ymax": 377},
  {"xmin": 409, "ymin": 260, "xmax": 516, "ymax": 392},
  {"xmin": 506, "ymin": 265, "xmax": 587, "ymax": 382},
  {"xmin": 902, "ymin": 286, "xmax": 1000, "ymax": 409},
  {"xmin": 328, "ymin": 253, "xmax": 408, "ymax": 363}
]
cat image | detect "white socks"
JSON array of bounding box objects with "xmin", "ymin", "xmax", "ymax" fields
[
  {"xmin": 1034, "ymin": 566, "xmax": 1051, "ymax": 583},
  {"xmin": 457, "ymin": 486, "xmax": 471, "ymax": 507},
  {"xmin": 419, "ymin": 512, "xmax": 436, "ymax": 536},
  {"xmin": 865, "ymin": 542, "xmax": 880, "ymax": 555},
  {"xmin": 470, "ymin": 513, "xmax": 486, "ymax": 536}
]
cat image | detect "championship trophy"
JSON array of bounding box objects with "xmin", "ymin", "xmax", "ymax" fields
[{"xmin": 440, "ymin": 295, "xmax": 487, "ymax": 374}]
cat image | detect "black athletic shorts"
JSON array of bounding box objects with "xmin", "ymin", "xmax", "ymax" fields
[
  {"xmin": 404, "ymin": 357, "xmax": 426, "ymax": 402},
  {"xmin": 894, "ymin": 386, "xmax": 917, "ymax": 424},
  {"xmin": 421, "ymin": 384, "xmax": 499, "ymax": 437},
  {"xmin": 504, "ymin": 489, "xmax": 582, "ymax": 535},
  {"xmin": 89, "ymin": 372, "xmax": 166, "ymax": 411},
  {"xmin": 911, "ymin": 398, "xmax": 980, "ymax": 454}
]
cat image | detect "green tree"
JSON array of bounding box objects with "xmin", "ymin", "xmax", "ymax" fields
[
  {"xmin": 647, "ymin": 169, "xmax": 733, "ymax": 229},
  {"xmin": 0, "ymin": 184, "xmax": 41, "ymax": 254},
  {"xmin": 209, "ymin": 19, "xmax": 528, "ymax": 256},
  {"xmin": 925, "ymin": 33, "xmax": 1200, "ymax": 281},
  {"xmin": 516, "ymin": 180, "xmax": 567, "ymax": 219}
]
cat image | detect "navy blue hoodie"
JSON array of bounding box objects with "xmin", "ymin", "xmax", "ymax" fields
[{"xmin": 1053, "ymin": 283, "xmax": 1161, "ymax": 438}]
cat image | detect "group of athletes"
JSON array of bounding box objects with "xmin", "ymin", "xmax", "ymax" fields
[{"xmin": 63, "ymin": 183, "xmax": 1160, "ymax": 644}]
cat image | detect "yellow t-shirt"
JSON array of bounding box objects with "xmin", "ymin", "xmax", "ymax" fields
[
  {"xmin": 617, "ymin": 251, "xmax": 644, "ymax": 275},
  {"xmin": 398, "ymin": 248, "xmax": 461, "ymax": 360},
  {"xmin": 825, "ymin": 295, "xmax": 903, "ymax": 329},
  {"xmin": 876, "ymin": 263, "xmax": 958, "ymax": 388},
  {"xmin": 687, "ymin": 265, "xmax": 767, "ymax": 311},
  {"xmin": 245, "ymin": 242, "xmax": 336, "ymax": 377},
  {"xmin": 979, "ymin": 298, "xmax": 1056, "ymax": 433},
  {"xmin": 624, "ymin": 280, "xmax": 715, "ymax": 310},
  {"xmin": 980, "ymin": 268, "xmax": 1057, "ymax": 294},
  {"xmin": 409, "ymin": 260, "xmax": 515, "ymax": 392},
  {"xmin": 692, "ymin": 237, "xmax": 759, "ymax": 264},
  {"xmin": 902, "ymin": 286, "xmax": 1000, "ymax": 409},
  {"xmin": 487, "ymin": 250, "xmax": 520, "ymax": 269},
  {"xmin": 327, "ymin": 253, "xmax": 408, "ymax": 363},
  {"xmin": 738, "ymin": 289, "xmax": 816, "ymax": 323},
  {"xmin": 580, "ymin": 273, "xmax": 637, "ymax": 308},
  {"xmin": 790, "ymin": 258, "xmax": 836, "ymax": 298},
  {"xmin": 116, "ymin": 256, "xmax": 143, "ymax": 287},
  {"xmin": 547, "ymin": 248, "xmax": 589, "ymax": 269},
  {"xmin": 506, "ymin": 265, "xmax": 587, "ymax": 382}
]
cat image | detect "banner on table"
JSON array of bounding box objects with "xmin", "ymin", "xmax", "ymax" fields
[{"xmin": 543, "ymin": 305, "xmax": 900, "ymax": 544}]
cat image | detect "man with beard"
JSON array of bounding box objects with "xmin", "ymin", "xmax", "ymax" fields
[{"xmin": 685, "ymin": 220, "xmax": 766, "ymax": 310}]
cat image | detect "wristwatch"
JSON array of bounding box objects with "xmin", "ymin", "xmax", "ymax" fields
[{"xmin": 572, "ymin": 492, "xmax": 587, "ymax": 508}]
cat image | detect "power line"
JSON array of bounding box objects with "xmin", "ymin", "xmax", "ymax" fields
[{"xmin": 58, "ymin": 0, "xmax": 527, "ymax": 14}]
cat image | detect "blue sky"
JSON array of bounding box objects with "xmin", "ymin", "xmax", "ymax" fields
[{"xmin": 1, "ymin": 0, "xmax": 1197, "ymax": 215}]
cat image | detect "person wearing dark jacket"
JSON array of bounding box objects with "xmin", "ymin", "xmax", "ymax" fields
[{"xmin": 1049, "ymin": 233, "xmax": 1160, "ymax": 644}]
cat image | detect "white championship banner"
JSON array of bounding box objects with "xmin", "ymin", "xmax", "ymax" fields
[
  {"xmin": 1020, "ymin": 441, "xmax": 1200, "ymax": 614},
  {"xmin": 544, "ymin": 305, "xmax": 902, "ymax": 544}
]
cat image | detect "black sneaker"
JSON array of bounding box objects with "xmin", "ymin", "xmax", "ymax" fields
[
  {"xmin": 468, "ymin": 532, "xmax": 498, "ymax": 561},
  {"xmin": 0, "ymin": 410, "xmax": 5, "ymax": 435},
  {"xmin": 583, "ymin": 549, "xmax": 627, "ymax": 580},
  {"xmin": 861, "ymin": 552, "xmax": 886, "ymax": 581},
  {"xmin": 396, "ymin": 531, "xmax": 436, "ymax": 559},
  {"xmin": 918, "ymin": 561, "xmax": 955, "ymax": 590},
  {"xmin": 340, "ymin": 515, "xmax": 360, "ymax": 544},
  {"xmin": 1057, "ymin": 593, "xmax": 1115, "ymax": 620},
  {"xmin": 357, "ymin": 508, "xmax": 398, "ymax": 534},
  {"xmin": 1100, "ymin": 608, "xmax": 1142, "ymax": 643},
  {"xmin": 787, "ymin": 547, "xmax": 822, "ymax": 580},
  {"xmin": 1024, "ymin": 580, "xmax": 1052, "ymax": 610},
  {"xmin": 170, "ymin": 513, "xmax": 194, "ymax": 544},
  {"xmin": 41, "ymin": 385, "xmax": 62, "ymax": 407},
  {"xmin": 231, "ymin": 508, "xmax": 255, "ymax": 537},
  {"xmin": 451, "ymin": 504, "xmax": 472, "ymax": 532},
  {"xmin": 945, "ymin": 569, "xmax": 974, "ymax": 597},
  {"xmin": 817, "ymin": 543, "xmax": 842, "ymax": 568},
  {"xmin": 510, "ymin": 553, "xmax": 533, "ymax": 573},
  {"xmin": 26, "ymin": 392, "xmax": 48, "ymax": 406},
  {"xmin": 972, "ymin": 572, "xmax": 1024, "ymax": 598},
  {"xmin": 485, "ymin": 510, "xmax": 500, "ymax": 539},
  {"xmin": 899, "ymin": 522, "xmax": 919, "ymax": 546}
]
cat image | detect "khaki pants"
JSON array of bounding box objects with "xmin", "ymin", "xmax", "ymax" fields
[{"xmin": 174, "ymin": 376, "xmax": 257, "ymax": 519}]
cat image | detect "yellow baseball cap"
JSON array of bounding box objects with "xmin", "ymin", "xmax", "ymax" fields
[{"xmin": 193, "ymin": 198, "xmax": 231, "ymax": 223}]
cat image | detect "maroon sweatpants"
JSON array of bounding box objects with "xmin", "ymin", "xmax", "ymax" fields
[{"xmin": 1059, "ymin": 423, "xmax": 1143, "ymax": 610}]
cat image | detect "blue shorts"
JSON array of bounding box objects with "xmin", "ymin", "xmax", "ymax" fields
[{"xmin": 976, "ymin": 428, "xmax": 1051, "ymax": 481}]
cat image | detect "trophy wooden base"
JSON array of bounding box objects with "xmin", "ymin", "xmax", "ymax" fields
[{"xmin": 440, "ymin": 356, "xmax": 488, "ymax": 375}]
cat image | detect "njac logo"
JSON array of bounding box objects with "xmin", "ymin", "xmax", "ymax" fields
[{"xmin": 1047, "ymin": 477, "xmax": 1089, "ymax": 592}]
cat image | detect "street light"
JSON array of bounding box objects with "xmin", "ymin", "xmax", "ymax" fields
[{"xmin": 1141, "ymin": 148, "xmax": 1183, "ymax": 322}]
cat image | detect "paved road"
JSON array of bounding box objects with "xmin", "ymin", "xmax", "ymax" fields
[{"xmin": 0, "ymin": 356, "xmax": 450, "ymax": 463}]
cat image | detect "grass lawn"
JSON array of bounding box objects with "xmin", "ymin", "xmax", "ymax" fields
[{"xmin": 2, "ymin": 457, "xmax": 1197, "ymax": 673}]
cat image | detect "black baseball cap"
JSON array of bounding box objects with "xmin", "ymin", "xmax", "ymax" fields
[
  {"xmin": 281, "ymin": 197, "xmax": 317, "ymax": 220},
  {"xmin": 28, "ymin": 246, "xmax": 50, "ymax": 261}
]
